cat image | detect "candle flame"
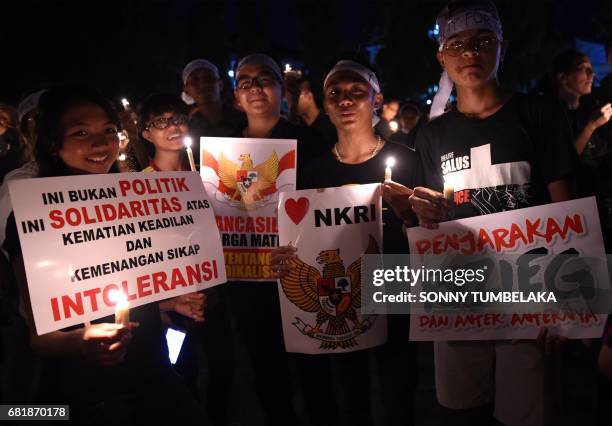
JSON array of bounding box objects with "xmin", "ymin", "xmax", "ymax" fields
[
  {"xmin": 109, "ymin": 289, "xmax": 127, "ymax": 305},
  {"xmin": 121, "ymin": 98, "xmax": 129, "ymax": 108},
  {"xmin": 386, "ymin": 157, "xmax": 396, "ymax": 168},
  {"xmin": 183, "ymin": 136, "xmax": 193, "ymax": 148},
  {"xmin": 389, "ymin": 120, "xmax": 399, "ymax": 132}
]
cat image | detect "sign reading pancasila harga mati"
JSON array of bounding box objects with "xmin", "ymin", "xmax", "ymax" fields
[{"xmin": 200, "ymin": 137, "xmax": 296, "ymax": 281}]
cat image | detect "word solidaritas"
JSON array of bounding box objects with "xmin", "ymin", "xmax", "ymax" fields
[
  {"xmin": 416, "ymin": 214, "xmax": 584, "ymax": 255},
  {"xmin": 49, "ymin": 197, "xmax": 181, "ymax": 228},
  {"xmin": 49, "ymin": 260, "xmax": 219, "ymax": 321}
]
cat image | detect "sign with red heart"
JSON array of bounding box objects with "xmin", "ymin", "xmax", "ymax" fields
[{"xmin": 284, "ymin": 197, "xmax": 309, "ymax": 225}]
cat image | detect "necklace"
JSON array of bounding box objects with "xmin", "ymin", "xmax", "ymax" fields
[{"xmin": 334, "ymin": 136, "xmax": 383, "ymax": 163}]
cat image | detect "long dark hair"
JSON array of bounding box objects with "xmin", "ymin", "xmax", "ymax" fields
[{"xmin": 35, "ymin": 86, "xmax": 121, "ymax": 177}]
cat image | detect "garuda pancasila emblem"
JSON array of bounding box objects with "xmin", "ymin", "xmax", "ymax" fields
[
  {"xmin": 218, "ymin": 151, "xmax": 279, "ymax": 209},
  {"xmin": 280, "ymin": 235, "xmax": 380, "ymax": 349}
]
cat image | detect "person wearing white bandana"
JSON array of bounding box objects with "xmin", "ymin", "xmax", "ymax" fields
[{"xmin": 408, "ymin": 1, "xmax": 578, "ymax": 425}]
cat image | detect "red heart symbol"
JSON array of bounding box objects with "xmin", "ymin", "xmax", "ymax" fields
[{"xmin": 285, "ymin": 197, "xmax": 310, "ymax": 225}]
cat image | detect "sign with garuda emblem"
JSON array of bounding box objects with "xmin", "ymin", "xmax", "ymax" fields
[
  {"xmin": 200, "ymin": 138, "xmax": 296, "ymax": 281},
  {"xmin": 278, "ymin": 184, "xmax": 387, "ymax": 353}
]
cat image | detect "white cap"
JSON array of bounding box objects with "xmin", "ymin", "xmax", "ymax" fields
[{"xmin": 323, "ymin": 60, "xmax": 381, "ymax": 94}]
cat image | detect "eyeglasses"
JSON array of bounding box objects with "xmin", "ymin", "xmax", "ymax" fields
[
  {"xmin": 145, "ymin": 114, "xmax": 188, "ymax": 130},
  {"xmin": 236, "ymin": 75, "xmax": 279, "ymax": 90},
  {"xmin": 442, "ymin": 35, "xmax": 497, "ymax": 57}
]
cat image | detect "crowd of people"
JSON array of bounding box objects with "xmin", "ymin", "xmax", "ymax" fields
[{"xmin": 1, "ymin": 0, "xmax": 612, "ymax": 425}]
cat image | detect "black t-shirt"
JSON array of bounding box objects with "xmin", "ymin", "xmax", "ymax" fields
[
  {"xmin": 3, "ymin": 213, "xmax": 172, "ymax": 405},
  {"xmin": 189, "ymin": 105, "xmax": 246, "ymax": 158},
  {"xmin": 301, "ymin": 141, "xmax": 420, "ymax": 253},
  {"xmin": 308, "ymin": 112, "xmax": 337, "ymax": 150},
  {"xmin": 416, "ymin": 93, "xmax": 577, "ymax": 220},
  {"xmin": 234, "ymin": 117, "xmax": 328, "ymax": 176}
]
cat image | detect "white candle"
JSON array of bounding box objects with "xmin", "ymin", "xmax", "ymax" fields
[
  {"xmin": 389, "ymin": 120, "xmax": 399, "ymax": 133},
  {"xmin": 385, "ymin": 157, "xmax": 395, "ymax": 182},
  {"xmin": 121, "ymin": 98, "xmax": 130, "ymax": 110},
  {"xmin": 443, "ymin": 176, "xmax": 454, "ymax": 201},
  {"xmin": 113, "ymin": 291, "xmax": 130, "ymax": 327},
  {"xmin": 184, "ymin": 136, "xmax": 197, "ymax": 172}
]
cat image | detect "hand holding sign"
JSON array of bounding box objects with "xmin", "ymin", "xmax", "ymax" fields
[
  {"xmin": 408, "ymin": 186, "xmax": 452, "ymax": 229},
  {"xmin": 173, "ymin": 292, "xmax": 207, "ymax": 323},
  {"xmin": 270, "ymin": 245, "xmax": 297, "ymax": 278},
  {"xmin": 382, "ymin": 180, "xmax": 416, "ymax": 226}
]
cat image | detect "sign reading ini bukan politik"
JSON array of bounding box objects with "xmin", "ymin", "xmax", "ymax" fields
[
  {"xmin": 200, "ymin": 137, "xmax": 297, "ymax": 281},
  {"xmin": 8, "ymin": 172, "xmax": 226, "ymax": 335}
]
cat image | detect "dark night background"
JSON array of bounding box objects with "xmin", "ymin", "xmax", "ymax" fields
[{"xmin": 1, "ymin": 0, "xmax": 611, "ymax": 106}]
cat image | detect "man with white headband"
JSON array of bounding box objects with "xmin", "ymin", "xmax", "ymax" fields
[
  {"xmin": 272, "ymin": 56, "xmax": 420, "ymax": 425},
  {"xmin": 182, "ymin": 59, "xmax": 245, "ymax": 158},
  {"xmin": 409, "ymin": 1, "xmax": 577, "ymax": 425}
]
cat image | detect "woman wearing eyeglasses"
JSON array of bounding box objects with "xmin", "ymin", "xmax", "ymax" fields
[
  {"xmin": 137, "ymin": 92, "xmax": 210, "ymax": 402},
  {"xmin": 139, "ymin": 94, "xmax": 191, "ymax": 172}
]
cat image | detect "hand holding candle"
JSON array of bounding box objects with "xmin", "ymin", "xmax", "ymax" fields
[
  {"xmin": 184, "ymin": 136, "xmax": 197, "ymax": 172},
  {"xmin": 384, "ymin": 157, "xmax": 395, "ymax": 182},
  {"xmin": 112, "ymin": 290, "xmax": 130, "ymax": 327}
]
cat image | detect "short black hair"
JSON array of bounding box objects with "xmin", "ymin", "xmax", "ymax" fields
[{"xmin": 139, "ymin": 93, "xmax": 188, "ymax": 130}]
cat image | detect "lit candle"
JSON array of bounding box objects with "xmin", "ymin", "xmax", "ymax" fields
[
  {"xmin": 385, "ymin": 157, "xmax": 395, "ymax": 182},
  {"xmin": 112, "ymin": 291, "xmax": 130, "ymax": 327},
  {"xmin": 443, "ymin": 175, "xmax": 454, "ymax": 201},
  {"xmin": 284, "ymin": 63, "xmax": 292, "ymax": 73},
  {"xmin": 121, "ymin": 98, "xmax": 130, "ymax": 110},
  {"xmin": 184, "ymin": 136, "xmax": 197, "ymax": 172},
  {"xmin": 118, "ymin": 153, "xmax": 127, "ymax": 162},
  {"xmin": 389, "ymin": 120, "xmax": 399, "ymax": 133}
]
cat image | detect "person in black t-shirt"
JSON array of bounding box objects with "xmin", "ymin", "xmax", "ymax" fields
[
  {"xmin": 227, "ymin": 53, "xmax": 318, "ymax": 426},
  {"xmin": 182, "ymin": 59, "xmax": 246, "ymax": 156},
  {"xmin": 3, "ymin": 86, "xmax": 206, "ymax": 425},
  {"xmin": 549, "ymin": 49, "xmax": 611, "ymax": 157},
  {"xmin": 283, "ymin": 74, "xmax": 337, "ymax": 150},
  {"xmin": 407, "ymin": 2, "xmax": 577, "ymax": 426},
  {"xmin": 272, "ymin": 58, "xmax": 419, "ymax": 426}
]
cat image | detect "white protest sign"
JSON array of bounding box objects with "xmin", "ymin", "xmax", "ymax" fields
[
  {"xmin": 406, "ymin": 197, "xmax": 608, "ymax": 341},
  {"xmin": 278, "ymin": 184, "xmax": 387, "ymax": 354},
  {"xmin": 200, "ymin": 137, "xmax": 296, "ymax": 281},
  {"xmin": 9, "ymin": 172, "xmax": 226, "ymax": 335}
]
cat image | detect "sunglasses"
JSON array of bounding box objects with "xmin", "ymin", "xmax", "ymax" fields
[
  {"xmin": 442, "ymin": 35, "xmax": 498, "ymax": 57},
  {"xmin": 145, "ymin": 114, "xmax": 188, "ymax": 130},
  {"xmin": 236, "ymin": 75, "xmax": 279, "ymax": 91}
]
